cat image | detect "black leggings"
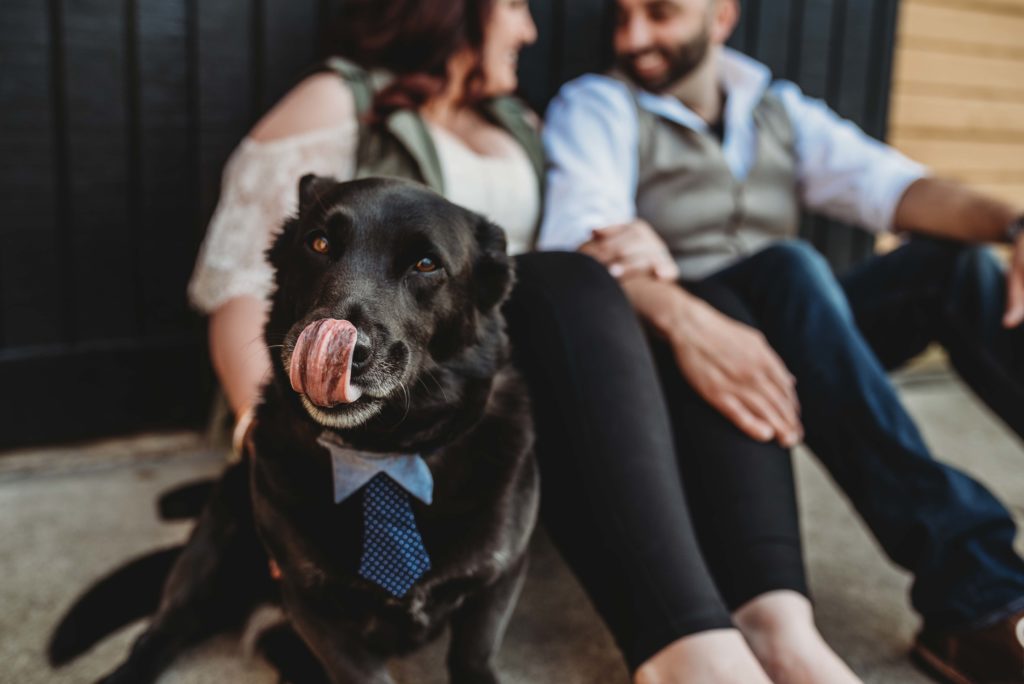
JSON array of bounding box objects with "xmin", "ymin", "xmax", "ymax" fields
[{"xmin": 503, "ymin": 252, "xmax": 808, "ymax": 671}]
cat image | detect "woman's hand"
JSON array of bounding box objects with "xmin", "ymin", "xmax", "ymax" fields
[
  {"xmin": 580, "ymin": 219, "xmax": 679, "ymax": 281},
  {"xmin": 208, "ymin": 295, "xmax": 272, "ymax": 458},
  {"xmin": 620, "ymin": 277, "xmax": 803, "ymax": 447},
  {"xmin": 231, "ymin": 405, "xmax": 257, "ymax": 460}
]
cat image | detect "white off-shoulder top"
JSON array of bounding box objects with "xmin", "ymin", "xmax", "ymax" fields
[{"xmin": 187, "ymin": 120, "xmax": 540, "ymax": 314}]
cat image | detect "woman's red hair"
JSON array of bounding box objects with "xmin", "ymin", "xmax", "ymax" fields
[{"xmin": 329, "ymin": 0, "xmax": 496, "ymax": 122}]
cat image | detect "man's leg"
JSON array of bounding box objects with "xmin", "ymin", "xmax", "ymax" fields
[
  {"xmin": 839, "ymin": 235, "xmax": 1024, "ymax": 439},
  {"xmin": 704, "ymin": 240, "xmax": 1024, "ymax": 630}
]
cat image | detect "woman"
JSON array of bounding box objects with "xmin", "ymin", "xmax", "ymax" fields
[{"xmin": 188, "ymin": 1, "xmax": 857, "ymax": 682}]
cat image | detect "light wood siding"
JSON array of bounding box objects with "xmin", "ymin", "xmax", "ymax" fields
[{"xmin": 889, "ymin": 0, "xmax": 1024, "ymax": 205}]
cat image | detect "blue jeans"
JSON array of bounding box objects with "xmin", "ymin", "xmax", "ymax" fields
[{"xmin": 694, "ymin": 238, "xmax": 1024, "ymax": 630}]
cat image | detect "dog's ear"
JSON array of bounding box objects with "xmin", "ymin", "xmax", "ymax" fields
[
  {"xmin": 297, "ymin": 174, "xmax": 336, "ymax": 215},
  {"xmin": 473, "ymin": 217, "xmax": 515, "ymax": 311}
]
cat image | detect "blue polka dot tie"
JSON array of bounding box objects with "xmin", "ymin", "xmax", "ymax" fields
[{"xmin": 358, "ymin": 472, "xmax": 432, "ymax": 597}]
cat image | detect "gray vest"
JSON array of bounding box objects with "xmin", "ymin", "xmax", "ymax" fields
[{"xmin": 615, "ymin": 75, "xmax": 800, "ymax": 280}]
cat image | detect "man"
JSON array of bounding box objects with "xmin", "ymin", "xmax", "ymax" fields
[{"xmin": 539, "ymin": 0, "xmax": 1024, "ymax": 681}]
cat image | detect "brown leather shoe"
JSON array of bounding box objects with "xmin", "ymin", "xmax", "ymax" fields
[{"xmin": 912, "ymin": 609, "xmax": 1024, "ymax": 683}]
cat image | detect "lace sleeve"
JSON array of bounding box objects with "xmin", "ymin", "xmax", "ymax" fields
[{"xmin": 187, "ymin": 123, "xmax": 357, "ymax": 313}]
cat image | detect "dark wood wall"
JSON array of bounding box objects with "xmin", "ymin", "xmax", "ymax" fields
[{"xmin": 0, "ymin": 0, "xmax": 900, "ymax": 448}]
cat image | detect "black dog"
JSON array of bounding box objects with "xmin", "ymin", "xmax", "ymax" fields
[{"xmin": 50, "ymin": 177, "xmax": 538, "ymax": 684}]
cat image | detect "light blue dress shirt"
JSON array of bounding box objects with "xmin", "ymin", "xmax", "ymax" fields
[
  {"xmin": 538, "ymin": 47, "xmax": 928, "ymax": 256},
  {"xmin": 318, "ymin": 432, "xmax": 433, "ymax": 506}
]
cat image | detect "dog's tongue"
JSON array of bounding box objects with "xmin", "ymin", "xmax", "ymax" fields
[{"xmin": 289, "ymin": 318, "xmax": 363, "ymax": 407}]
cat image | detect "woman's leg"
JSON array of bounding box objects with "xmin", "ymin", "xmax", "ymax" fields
[
  {"xmin": 504, "ymin": 251, "xmax": 768, "ymax": 682},
  {"xmin": 668, "ymin": 279, "xmax": 860, "ymax": 684}
]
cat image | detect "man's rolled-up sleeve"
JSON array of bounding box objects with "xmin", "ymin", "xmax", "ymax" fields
[
  {"xmin": 539, "ymin": 76, "xmax": 640, "ymax": 251},
  {"xmin": 773, "ymin": 81, "xmax": 929, "ymax": 233}
]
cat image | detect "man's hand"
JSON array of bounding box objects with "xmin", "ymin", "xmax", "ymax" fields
[
  {"xmin": 580, "ymin": 219, "xmax": 679, "ymax": 281},
  {"xmin": 1004, "ymin": 232, "xmax": 1024, "ymax": 328},
  {"xmin": 621, "ymin": 277, "xmax": 803, "ymax": 447}
]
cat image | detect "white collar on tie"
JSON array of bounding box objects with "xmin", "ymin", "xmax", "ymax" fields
[{"xmin": 317, "ymin": 431, "xmax": 433, "ymax": 505}]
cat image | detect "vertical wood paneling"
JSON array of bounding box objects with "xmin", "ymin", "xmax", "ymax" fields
[
  {"xmin": 519, "ymin": 0, "xmax": 560, "ymax": 113},
  {"xmin": 558, "ymin": 0, "xmax": 615, "ymax": 87},
  {"xmin": 0, "ymin": 0, "xmax": 64, "ymax": 348},
  {"xmin": 865, "ymin": 0, "xmax": 900, "ymax": 137},
  {"xmin": 125, "ymin": 0, "xmax": 146, "ymax": 334},
  {"xmin": 833, "ymin": 0, "xmax": 876, "ymax": 122},
  {"xmin": 741, "ymin": 0, "xmax": 762, "ymax": 54},
  {"xmin": 63, "ymin": 0, "xmax": 137, "ymax": 343},
  {"xmin": 315, "ymin": 0, "xmax": 346, "ymax": 60},
  {"xmin": 728, "ymin": 0, "xmax": 749, "ymax": 50},
  {"xmin": 822, "ymin": 0, "xmax": 874, "ymax": 266},
  {"xmin": 783, "ymin": 0, "xmax": 806, "ymax": 81},
  {"xmin": 752, "ymin": 0, "xmax": 794, "ymax": 77},
  {"xmin": 137, "ymin": 0, "xmax": 194, "ymax": 336},
  {"xmin": 196, "ymin": 0, "xmax": 255, "ymax": 227},
  {"xmin": 0, "ymin": 0, "xmax": 905, "ymax": 445},
  {"xmin": 263, "ymin": 0, "xmax": 319, "ymax": 109},
  {"xmin": 793, "ymin": 0, "xmax": 835, "ymax": 99}
]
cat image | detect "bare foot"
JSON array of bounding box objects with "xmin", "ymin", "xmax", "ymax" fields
[
  {"xmin": 633, "ymin": 628, "xmax": 773, "ymax": 684},
  {"xmin": 733, "ymin": 591, "xmax": 861, "ymax": 684}
]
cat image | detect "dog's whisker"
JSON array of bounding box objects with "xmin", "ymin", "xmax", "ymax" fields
[
  {"xmin": 386, "ymin": 382, "xmax": 412, "ymax": 429},
  {"xmin": 423, "ymin": 369, "xmax": 451, "ymax": 404}
]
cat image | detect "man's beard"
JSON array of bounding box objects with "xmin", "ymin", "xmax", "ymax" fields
[{"xmin": 618, "ymin": 26, "xmax": 711, "ymax": 92}]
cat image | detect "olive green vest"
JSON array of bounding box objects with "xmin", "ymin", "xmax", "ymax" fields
[
  {"xmin": 611, "ymin": 72, "xmax": 800, "ymax": 280},
  {"xmin": 323, "ymin": 57, "xmax": 546, "ymax": 245}
]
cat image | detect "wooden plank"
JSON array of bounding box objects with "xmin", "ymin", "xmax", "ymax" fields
[
  {"xmin": 727, "ymin": 0, "xmax": 750, "ymax": 50},
  {"xmin": 262, "ymin": 0, "xmax": 318, "ymax": 110},
  {"xmin": 888, "ymin": 136, "xmax": 1024, "ymax": 174},
  {"xmin": 897, "ymin": 34, "xmax": 1024, "ymax": 61},
  {"xmin": 865, "ymin": 0, "xmax": 901, "ymax": 138},
  {"xmin": 792, "ymin": 0, "xmax": 836, "ymax": 99},
  {"xmin": 136, "ymin": 0, "xmax": 198, "ymax": 337},
  {"xmin": 0, "ymin": 337, "xmax": 211, "ymax": 449},
  {"xmin": 893, "ymin": 80, "xmax": 1024, "ymax": 103},
  {"xmin": 751, "ymin": 0, "xmax": 794, "ymax": 78},
  {"xmin": 62, "ymin": 0, "xmax": 138, "ymax": 343},
  {"xmin": 905, "ymin": 0, "xmax": 1024, "ymax": 17},
  {"xmin": 0, "ymin": 0, "xmax": 65, "ymax": 348},
  {"xmin": 196, "ymin": 0, "xmax": 256, "ymax": 229},
  {"xmin": 898, "ymin": 1, "xmax": 1024, "ymax": 52},
  {"xmin": 890, "ymin": 92, "xmax": 1024, "ymax": 136},
  {"xmin": 739, "ymin": 0, "xmax": 762, "ymax": 54},
  {"xmin": 316, "ymin": 0, "xmax": 347, "ymax": 61},
  {"xmin": 558, "ymin": 0, "xmax": 615, "ymax": 87},
  {"xmin": 893, "ymin": 48, "xmax": 1024, "ymax": 96},
  {"xmin": 519, "ymin": 0, "xmax": 559, "ymax": 114},
  {"xmin": 966, "ymin": 181, "xmax": 1024, "ymax": 205},
  {"xmin": 833, "ymin": 0, "xmax": 882, "ymax": 126}
]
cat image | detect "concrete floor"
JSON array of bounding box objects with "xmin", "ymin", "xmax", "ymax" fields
[{"xmin": 2, "ymin": 368, "xmax": 1022, "ymax": 684}]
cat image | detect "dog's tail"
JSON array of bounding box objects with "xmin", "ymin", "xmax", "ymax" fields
[{"xmin": 47, "ymin": 545, "xmax": 182, "ymax": 666}]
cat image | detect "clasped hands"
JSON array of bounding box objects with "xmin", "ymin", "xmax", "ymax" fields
[{"xmin": 581, "ymin": 219, "xmax": 802, "ymax": 448}]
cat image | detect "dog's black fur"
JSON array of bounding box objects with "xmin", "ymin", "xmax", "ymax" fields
[{"xmin": 51, "ymin": 177, "xmax": 538, "ymax": 684}]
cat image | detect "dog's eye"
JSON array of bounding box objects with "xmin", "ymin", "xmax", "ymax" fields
[
  {"xmin": 414, "ymin": 257, "xmax": 438, "ymax": 273},
  {"xmin": 307, "ymin": 232, "xmax": 330, "ymax": 255}
]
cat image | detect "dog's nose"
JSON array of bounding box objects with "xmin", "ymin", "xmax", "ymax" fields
[{"xmin": 350, "ymin": 332, "xmax": 373, "ymax": 375}]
